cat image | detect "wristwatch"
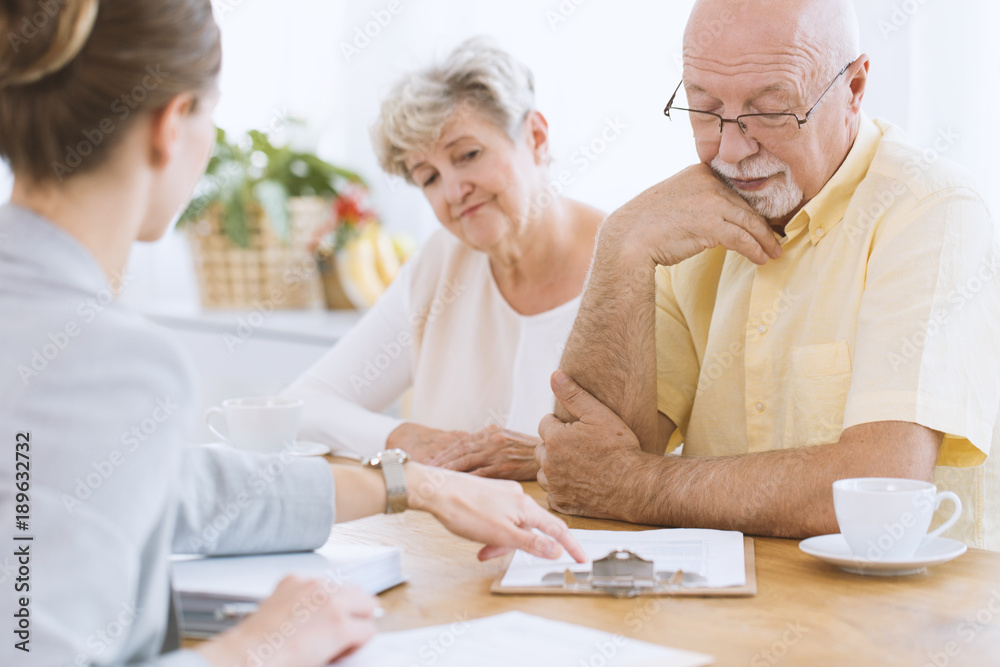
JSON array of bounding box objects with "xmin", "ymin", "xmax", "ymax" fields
[{"xmin": 366, "ymin": 448, "xmax": 409, "ymax": 514}]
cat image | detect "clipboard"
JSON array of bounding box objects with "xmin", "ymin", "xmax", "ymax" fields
[{"xmin": 491, "ymin": 536, "xmax": 756, "ymax": 598}]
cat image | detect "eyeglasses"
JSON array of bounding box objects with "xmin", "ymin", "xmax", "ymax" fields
[{"xmin": 663, "ymin": 63, "xmax": 852, "ymax": 141}]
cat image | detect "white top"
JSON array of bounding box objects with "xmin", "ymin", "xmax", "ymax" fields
[
  {"xmin": 286, "ymin": 229, "xmax": 581, "ymax": 458},
  {"xmin": 0, "ymin": 205, "xmax": 336, "ymax": 666}
]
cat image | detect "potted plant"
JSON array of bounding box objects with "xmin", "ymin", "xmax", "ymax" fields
[{"xmin": 178, "ymin": 127, "xmax": 365, "ymax": 309}]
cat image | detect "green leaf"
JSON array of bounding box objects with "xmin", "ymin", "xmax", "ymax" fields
[
  {"xmin": 221, "ymin": 186, "xmax": 251, "ymax": 248},
  {"xmin": 254, "ymin": 180, "xmax": 290, "ymax": 243},
  {"xmin": 178, "ymin": 125, "xmax": 366, "ymax": 245}
]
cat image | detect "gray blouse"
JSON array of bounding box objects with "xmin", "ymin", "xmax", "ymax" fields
[{"xmin": 0, "ymin": 204, "xmax": 336, "ymax": 666}]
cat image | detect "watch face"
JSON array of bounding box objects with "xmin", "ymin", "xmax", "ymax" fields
[
  {"xmin": 369, "ymin": 449, "xmax": 409, "ymax": 467},
  {"xmin": 384, "ymin": 449, "xmax": 409, "ymax": 464}
]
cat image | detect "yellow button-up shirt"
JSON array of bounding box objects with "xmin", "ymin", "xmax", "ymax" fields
[{"xmin": 656, "ymin": 115, "xmax": 1000, "ymax": 550}]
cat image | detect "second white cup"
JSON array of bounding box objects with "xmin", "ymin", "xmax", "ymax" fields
[
  {"xmin": 833, "ymin": 477, "xmax": 962, "ymax": 561},
  {"xmin": 205, "ymin": 396, "xmax": 303, "ymax": 453}
]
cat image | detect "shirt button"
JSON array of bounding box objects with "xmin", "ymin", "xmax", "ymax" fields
[
  {"xmin": 814, "ymin": 228, "xmax": 825, "ymax": 238},
  {"xmin": 756, "ymin": 324, "xmax": 767, "ymax": 335},
  {"xmin": 755, "ymin": 402, "xmax": 765, "ymax": 413}
]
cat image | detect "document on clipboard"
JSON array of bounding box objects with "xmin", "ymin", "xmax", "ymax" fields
[{"xmin": 493, "ymin": 528, "xmax": 755, "ymax": 597}]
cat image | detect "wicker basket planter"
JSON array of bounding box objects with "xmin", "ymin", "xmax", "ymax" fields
[{"xmin": 184, "ymin": 197, "xmax": 327, "ymax": 309}]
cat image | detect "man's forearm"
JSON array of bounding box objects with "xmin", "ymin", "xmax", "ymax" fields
[
  {"xmin": 626, "ymin": 445, "xmax": 838, "ymax": 537},
  {"xmin": 557, "ymin": 229, "xmax": 661, "ymax": 452},
  {"xmin": 622, "ymin": 422, "xmax": 941, "ymax": 537}
]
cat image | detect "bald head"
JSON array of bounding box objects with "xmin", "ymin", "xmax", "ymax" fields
[{"xmin": 684, "ymin": 0, "xmax": 860, "ymax": 82}]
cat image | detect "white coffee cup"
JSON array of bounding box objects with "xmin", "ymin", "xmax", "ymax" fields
[
  {"xmin": 204, "ymin": 396, "xmax": 303, "ymax": 453},
  {"xmin": 832, "ymin": 477, "xmax": 962, "ymax": 561}
]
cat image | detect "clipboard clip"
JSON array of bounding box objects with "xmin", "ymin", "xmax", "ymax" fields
[{"xmin": 541, "ymin": 549, "xmax": 706, "ymax": 598}]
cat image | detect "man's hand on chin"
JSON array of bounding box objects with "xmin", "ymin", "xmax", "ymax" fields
[
  {"xmin": 601, "ymin": 163, "xmax": 782, "ymax": 268},
  {"xmin": 536, "ymin": 370, "xmax": 652, "ymax": 523}
]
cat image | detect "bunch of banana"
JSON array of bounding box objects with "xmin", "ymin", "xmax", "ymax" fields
[{"xmin": 337, "ymin": 224, "xmax": 415, "ymax": 308}]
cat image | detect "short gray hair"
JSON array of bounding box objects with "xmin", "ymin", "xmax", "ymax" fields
[{"xmin": 371, "ymin": 37, "xmax": 536, "ymax": 183}]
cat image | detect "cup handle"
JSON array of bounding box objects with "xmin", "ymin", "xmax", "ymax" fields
[
  {"xmin": 205, "ymin": 407, "xmax": 229, "ymax": 442},
  {"xmin": 926, "ymin": 491, "xmax": 963, "ymax": 541}
]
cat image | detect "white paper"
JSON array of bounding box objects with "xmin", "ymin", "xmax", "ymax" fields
[
  {"xmin": 337, "ymin": 611, "xmax": 712, "ymax": 667},
  {"xmin": 499, "ymin": 528, "xmax": 746, "ymax": 589}
]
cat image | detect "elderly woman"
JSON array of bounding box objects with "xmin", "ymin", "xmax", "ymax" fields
[{"xmin": 285, "ymin": 39, "xmax": 603, "ymax": 479}]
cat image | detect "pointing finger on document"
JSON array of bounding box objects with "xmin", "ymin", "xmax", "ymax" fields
[{"xmin": 405, "ymin": 463, "xmax": 587, "ymax": 563}]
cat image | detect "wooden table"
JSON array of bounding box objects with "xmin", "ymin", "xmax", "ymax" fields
[{"xmin": 321, "ymin": 482, "xmax": 1000, "ymax": 666}]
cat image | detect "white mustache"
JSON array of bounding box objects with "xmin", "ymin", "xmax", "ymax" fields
[{"xmin": 711, "ymin": 153, "xmax": 789, "ymax": 183}]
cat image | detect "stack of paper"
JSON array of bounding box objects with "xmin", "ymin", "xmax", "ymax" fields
[
  {"xmin": 171, "ymin": 540, "xmax": 403, "ymax": 637},
  {"xmin": 337, "ymin": 611, "xmax": 713, "ymax": 666}
]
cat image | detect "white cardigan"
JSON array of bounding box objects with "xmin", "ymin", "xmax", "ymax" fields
[{"xmin": 286, "ymin": 229, "xmax": 581, "ymax": 458}]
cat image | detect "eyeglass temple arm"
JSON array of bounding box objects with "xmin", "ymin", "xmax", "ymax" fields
[
  {"xmin": 664, "ymin": 80, "xmax": 684, "ymax": 117},
  {"xmin": 803, "ymin": 62, "xmax": 853, "ymax": 124}
]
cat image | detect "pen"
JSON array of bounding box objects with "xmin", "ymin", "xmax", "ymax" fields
[{"xmin": 215, "ymin": 603, "xmax": 386, "ymax": 621}]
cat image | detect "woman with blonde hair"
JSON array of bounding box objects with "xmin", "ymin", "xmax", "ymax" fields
[
  {"xmin": 0, "ymin": 3, "xmax": 582, "ymax": 665},
  {"xmin": 287, "ymin": 38, "xmax": 604, "ymax": 479}
]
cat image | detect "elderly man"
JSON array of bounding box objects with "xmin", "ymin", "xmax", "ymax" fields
[{"xmin": 536, "ymin": 0, "xmax": 1000, "ymax": 549}]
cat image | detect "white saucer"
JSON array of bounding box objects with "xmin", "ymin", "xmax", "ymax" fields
[
  {"xmin": 286, "ymin": 441, "xmax": 331, "ymax": 457},
  {"xmin": 799, "ymin": 533, "xmax": 967, "ymax": 576}
]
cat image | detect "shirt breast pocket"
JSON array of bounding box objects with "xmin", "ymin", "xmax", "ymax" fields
[{"xmin": 785, "ymin": 341, "xmax": 852, "ymax": 448}]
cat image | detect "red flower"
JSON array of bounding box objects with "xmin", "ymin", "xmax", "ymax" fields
[{"xmin": 334, "ymin": 188, "xmax": 376, "ymax": 227}]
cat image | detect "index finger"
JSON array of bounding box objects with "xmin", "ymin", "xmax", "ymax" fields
[
  {"xmin": 723, "ymin": 200, "xmax": 782, "ymax": 260},
  {"xmin": 706, "ymin": 177, "xmax": 781, "ymax": 257},
  {"xmin": 538, "ymin": 413, "xmax": 563, "ymax": 442},
  {"xmin": 524, "ymin": 506, "xmax": 587, "ymax": 563}
]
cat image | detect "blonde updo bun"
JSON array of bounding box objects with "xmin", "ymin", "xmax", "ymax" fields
[{"xmin": 0, "ymin": 0, "xmax": 99, "ymax": 89}]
